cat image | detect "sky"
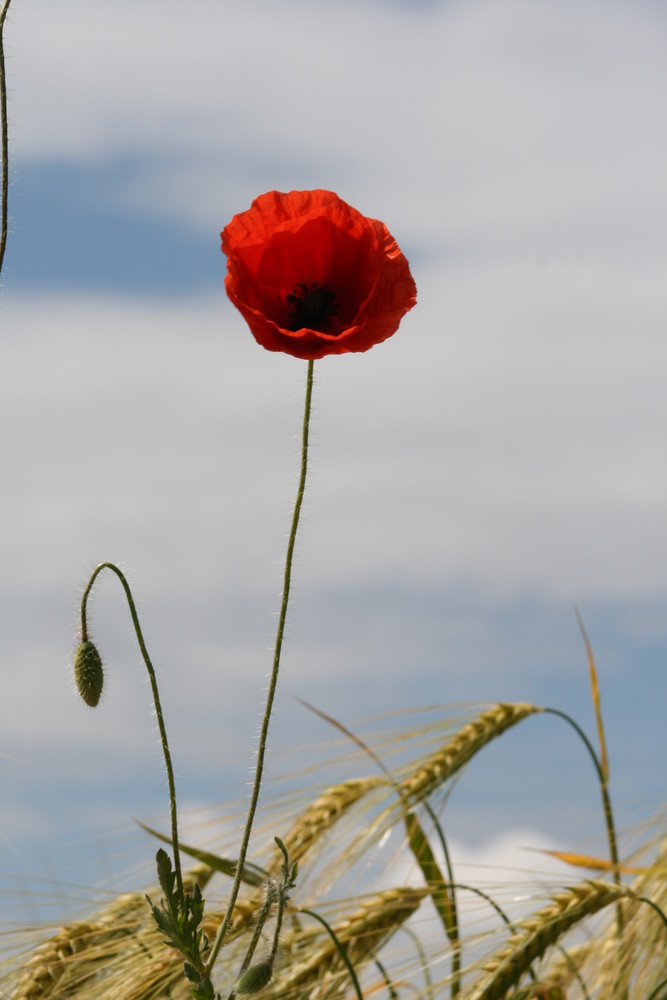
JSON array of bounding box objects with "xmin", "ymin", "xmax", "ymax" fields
[{"xmin": 1, "ymin": 0, "xmax": 666, "ymax": 930}]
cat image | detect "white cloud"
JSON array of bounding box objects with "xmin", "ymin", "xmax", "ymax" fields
[
  {"xmin": 397, "ymin": 824, "xmax": 572, "ymax": 918},
  {"xmin": 2, "ymin": 283, "xmax": 664, "ymax": 848},
  {"xmin": 1, "ymin": 0, "xmax": 665, "ymax": 910},
  {"xmin": 6, "ymin": 0, "xmax": 666, "ymax": 254},
  {"xmin": 2, "ymin": 281, "xmax": 664, "ymax": 604}
]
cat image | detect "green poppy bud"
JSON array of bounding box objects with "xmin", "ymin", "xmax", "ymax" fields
[
  {"xmin": 235, "ymin": 960, "xmax": 273, "ymax": 995},
  {"xmin": 74, "ymin": 640, "xmax": 104, "ymax": 707}
]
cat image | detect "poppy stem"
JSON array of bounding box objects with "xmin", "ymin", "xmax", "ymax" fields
[
  {"xmin": 206, "ymin": 359, "xmax": 315, "ymax": 978},
  {"xmin": 1, "ymin": 0, "xmax": 15, "ymax": 277}
]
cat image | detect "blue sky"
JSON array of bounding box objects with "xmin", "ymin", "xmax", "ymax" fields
[{"xmin": 1, "ymin": 0, "xmax": 666, "ymax": 926}]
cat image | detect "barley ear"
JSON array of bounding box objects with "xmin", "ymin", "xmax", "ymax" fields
[
  {"xmin": 398, "ymin": 702, "xmax": 541, "ymax": 804},
  {"xmin": 467, "ymin": 879, "xmax": 629, "ymax": 1000}
]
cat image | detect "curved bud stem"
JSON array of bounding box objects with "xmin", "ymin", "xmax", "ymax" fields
[{"xmin": 80, "ymin": 561, "xmax": 184, "ymax": 905}]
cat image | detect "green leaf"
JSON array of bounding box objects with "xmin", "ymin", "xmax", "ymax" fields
[
  {"xmin": 191, "ymin": 979, "xmax": 216, "ymax": 1000},
  {"xmin": 183, "ymin": 962, "xmax": 200, "ymax": 983},
  {"xmin": 155, "ymin": 848, "xmax": 181, "ymax": 921},
  {"xmin": 139, "ymin": 821, "xmax": 267, "ymax": 887},
  {"xmin": 184, "ymin": 963, "xmax": 217, "ymax": 1000},
  {"xmin": 404, "ymin": 810, "xmax": 456, "ymax": 942}
]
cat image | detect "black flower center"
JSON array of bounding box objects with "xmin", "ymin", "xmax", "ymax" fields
[{"xmin": 286, "ymin": 279, "xmax": 338, "ymax": 333}]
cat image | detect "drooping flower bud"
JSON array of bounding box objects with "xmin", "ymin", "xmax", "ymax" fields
[
  {"xmin": 235, "ymin": 960, "xmax": 273, "ymax": 995},
  {"xmin": 74, "ymin": 640, "xmax": 104, "ymax": 707}
]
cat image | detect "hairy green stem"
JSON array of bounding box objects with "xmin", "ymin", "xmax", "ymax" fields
[
  {"xmin": 0, "ymin": 0, "xmax": 14, "ymax": 277},
  {"xmin": 206, "ymin": 360, "xmax": 315, "ymax": 977},
  {"xmin": 80, "ymin": 561, "xmax": 184, "ymax": 904},
  {"xmin": 229, "ymin": 884, "xmax": 275, "ymax": 998}
]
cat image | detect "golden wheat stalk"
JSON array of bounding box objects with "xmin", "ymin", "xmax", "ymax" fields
[
  {"xmin": 467, "ymin": 879, "xmax": 629, "ymax": 1000},
  {"xmin": 398, "ymin": 702, "xmax": 541, "ymax": 804},
  {"xmin": 12, "ymin": 892, "xmax": 148, "ymax": 1000},
  {"xmin": 11, "ymin": 866, "xmax": 256, "ymax": 1000},
  {"xmin": 581, "ymin": 835, "xmax": 666, "ymax": 998}
]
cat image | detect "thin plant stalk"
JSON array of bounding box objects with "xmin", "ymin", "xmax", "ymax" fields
[
  {"xmin": 206, "ymin": 359, "xmax": 315, "ymax": 977},
  {"xmin": 231, "ymin": 887, "xmax": 275, "ymax": 988},
  {"xmin": 298, "ymin": 908, "xmax": 364, "ymax": 1000},
  {"xmin": 544, "ymin": 707, "xmax": 623, "ymax": 935},
  {"xmin": 422, "ymin": 801, "xmax": 460, "ymax": 996},
  {"xmin": 400, "ymin": 925, "xmax": 434, "ymax": 1000},
  {"xmin": 1, "ymin": 0, "xmax": 14, "ymax": 276},
  {"xmin": 80, "ymin": 561, "xmax": 185, "ymax": 904}
]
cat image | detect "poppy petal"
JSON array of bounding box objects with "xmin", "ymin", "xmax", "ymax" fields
[{"xmin": 221, "ymin": 189, "xmax": 417, "ymax": 360}]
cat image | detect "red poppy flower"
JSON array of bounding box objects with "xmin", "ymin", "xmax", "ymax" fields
[{"xmin": 221, "ymin": 189, "xmax": 417, "ymax": 360}]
